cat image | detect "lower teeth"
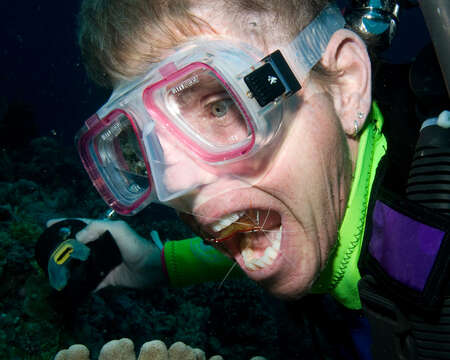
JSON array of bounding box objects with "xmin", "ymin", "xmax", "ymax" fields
[{"xmin": 240, "ymin": 226, "xmax": 282, "ymax": 271}]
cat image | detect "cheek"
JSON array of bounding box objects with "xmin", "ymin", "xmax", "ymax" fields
[
  {"xmin": 264, "ymin": 97, "xmax": 349, "ymax": 203},
  {"xmin": 266, "ymin": 234, "xmax": 323, "ymax": 299},
  {"xmin": 259, "ymin": 95, "xmax": 352, "ymax": 258}
]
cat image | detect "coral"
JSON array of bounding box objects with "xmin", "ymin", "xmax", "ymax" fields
[
  {"xmin": 9, "ymin": 218, "xmax": 43, "ymax": 245},
  {"xmin": 23, "ymin": 273, "xmax": 59, "ymax": 322},
  {"xmin": 54, "ymin": 338, "xmax": 268, "ymax": 360},
  {"xmin": 0, "ymin": 179, "xmax": 40, "ymax": 207},
  {"xmin": 139, "ymin": 340, "xmax": 169, "ymax": 360},
  {"xmin": 0, "ymin": 149, "xmax": 16, "ymax": 182},
  {"xmin": 98, "ymin": 338, "xmax": 135, "ymax": 359},
  {"xmin": 55, "ymin": 344, "xmax": 90, "ymax": 360}
]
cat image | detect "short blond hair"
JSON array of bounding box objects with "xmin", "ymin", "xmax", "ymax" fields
[{"xmin": 78, "ymin": 0, "xmax": 330, "ymax": 88}]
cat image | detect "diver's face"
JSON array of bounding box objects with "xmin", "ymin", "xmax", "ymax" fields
[
  {"xmin": 162, "ymin": 8, "xmax": 355, "ymax": 299},
  {"xmin": 179, "ymin": 88, "xmax": 352, "ymax": 299}
]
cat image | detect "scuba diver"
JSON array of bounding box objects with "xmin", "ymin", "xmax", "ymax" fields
[{"xmin": 39, "ymin": 0, "xmax": 449, "ymax": 358}]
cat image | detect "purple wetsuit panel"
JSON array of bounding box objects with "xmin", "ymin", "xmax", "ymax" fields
[{"xmin": 369, "ymin": 201, "xmax": 445, "ymax": 291}]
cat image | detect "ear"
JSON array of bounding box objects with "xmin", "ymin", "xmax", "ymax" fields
[{"xmin": 321, "ymin": 29, "xmax": 372, "ymax": 136}]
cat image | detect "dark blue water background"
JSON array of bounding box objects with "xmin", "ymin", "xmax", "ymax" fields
[{"xmin": 0, "ymin": 1, "xmax": 109, "ymax": 142}]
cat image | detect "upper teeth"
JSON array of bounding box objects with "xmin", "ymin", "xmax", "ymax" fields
[
  {"xmin": 240, "ymin": 226, "xmax": 282, "ymax": 271},
  {"xmin": 211, "ymin": 211, "xmax": 245, "ymax": 232}
]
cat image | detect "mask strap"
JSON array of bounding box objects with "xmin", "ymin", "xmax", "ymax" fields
[{"xmin": 281, "ymin": 3, "xmax": 346, "ymax": 85}]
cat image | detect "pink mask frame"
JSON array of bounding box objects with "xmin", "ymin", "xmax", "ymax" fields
[{"xmin": 142, "ymin": 62, "xmax": 256, "ymax": 163}]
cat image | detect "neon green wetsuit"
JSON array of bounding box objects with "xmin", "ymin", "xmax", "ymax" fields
[{"xmin": 163, "ymin": 103, "xmax": 386, "ymax": 310}]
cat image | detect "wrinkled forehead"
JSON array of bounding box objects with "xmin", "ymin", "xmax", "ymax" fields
[{"xmin": 188, "ymin": 2, "xmax": 276, "ymax": 54}]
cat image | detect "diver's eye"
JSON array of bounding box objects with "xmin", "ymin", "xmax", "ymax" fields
[{"xmin": 210, "ymin": 99, "xmax": 231, "ymax": 118}]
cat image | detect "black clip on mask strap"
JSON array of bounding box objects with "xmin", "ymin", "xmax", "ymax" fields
[{"xmin": 244, "ymin": 3, "xmax": 345, "ymax": 107}]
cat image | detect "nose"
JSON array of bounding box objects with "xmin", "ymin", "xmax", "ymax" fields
[
  {"xmin": 151, "ymin": 132, "xmax": 218, "ymax": 203},
  {"xmin": 163, "ymin": 154, "xmax": 218, "ymax": 195}
]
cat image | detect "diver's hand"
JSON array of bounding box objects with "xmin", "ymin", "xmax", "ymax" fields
[{"xmin": 47, "ymin": 218, "xmax": 167, "ymax": 290}]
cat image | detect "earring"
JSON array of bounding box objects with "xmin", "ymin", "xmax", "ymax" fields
[
  {"xmin": 353, "ymin": 120, "xmax": 359, "ymax": 136},
  {"xmin": 353, "ymin": 111, "xmax": 364, "ymax": 136}
]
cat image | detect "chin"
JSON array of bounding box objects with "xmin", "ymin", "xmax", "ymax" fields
[{"xmin": 257, "ymin": 262, "xmax": 320, "ymax": 300}]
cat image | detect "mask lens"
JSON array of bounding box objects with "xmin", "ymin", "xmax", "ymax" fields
[
  {"xmin": 115, "ymin": 124, "xmax": 147, "ymax": 178},
  {"xmin": 166, "ymin": 69, "xmax": 252, "ymax": 147},
  {"xmin": 95, "ymin": 112, "xmax": 150, "ymax": 201}
]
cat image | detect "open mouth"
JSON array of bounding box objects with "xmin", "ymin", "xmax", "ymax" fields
[{"xmin": 205, "ymin": 209, "xmax": 282, "ymax": 271}]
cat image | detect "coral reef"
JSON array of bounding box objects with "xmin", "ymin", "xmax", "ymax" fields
[{"xmin": 55, "ymin": 338, "xmax": 268, "ymax": 360}]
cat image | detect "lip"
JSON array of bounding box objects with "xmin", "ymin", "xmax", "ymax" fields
[{"xmin": 192, "ymin": 189, "xmax": 284, "ymax": 228}]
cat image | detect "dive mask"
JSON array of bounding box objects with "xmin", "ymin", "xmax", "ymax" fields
[{"xmin": 76, "ymin": 4, "xmax": 345, "ymax": 215}]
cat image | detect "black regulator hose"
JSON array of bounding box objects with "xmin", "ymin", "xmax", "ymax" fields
[{"xmin": 406, "ymin": 112, "xmax": 450, "ymax": 216}]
